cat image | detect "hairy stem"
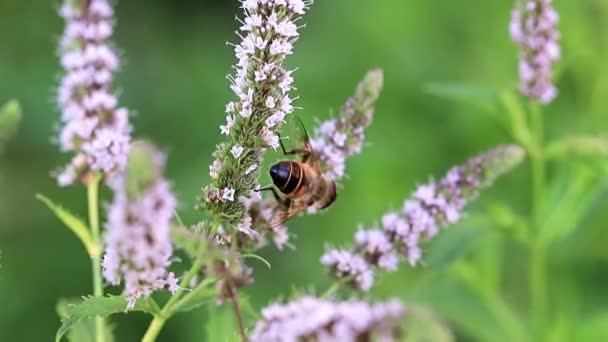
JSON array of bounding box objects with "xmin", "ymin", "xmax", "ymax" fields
[
  {"xmin": 227, "ymin": 283, "xmax": 246, "ymax": 342},
  {"xmin": 529, "ymin": 103, "xmax": 547, "ymax": 336},
  {"xmin": 88, "ymin": 173, "xmax": 106, "ymax": 342}
]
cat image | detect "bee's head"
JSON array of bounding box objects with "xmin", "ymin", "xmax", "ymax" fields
[{"xmin": 269, "ymin": 161, "xmax": 291, "ymax": 188}]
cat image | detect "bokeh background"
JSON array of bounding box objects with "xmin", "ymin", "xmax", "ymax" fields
[{"xmin": 1, "ymin": 0, "xmax": 607, "ymax": 340}]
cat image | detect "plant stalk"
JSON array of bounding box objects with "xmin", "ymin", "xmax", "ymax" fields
[
  {"xmin": 87, "ymin": 173, "xmax": 106, "ymax": 342},
  {"xmin": 142, "ymin": 247, "xmax": 206, "ymax": 342},
  {"xmin": 529, "ymin": 103, "xmax": 548, "ymax": 336}
]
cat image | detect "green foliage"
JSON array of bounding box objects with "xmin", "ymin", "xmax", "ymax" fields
[
  {"xmin": 56, "ymin": 296, "xmax": 160, "ymax": 342},
  {"xmin": 575, "ymin": 312, "xmax": 608, "ymax": 341},
  {"xmin": 205, "ymin": 304, "xmax": 241, "ymax": 342},
  {"xmin": 546, "ymin": 135, "xmax": 608, "ymax": 161},
  {"xmin": 404, "ymin": 306, "xmax": 454, "ymax": 342},
  {"xmin": 0, "ymin": 99, "xmax": 21, "ymax": 153},
  {"xmin": 56, "ymin": 299, "xmax": 115, "ymax": 342},
  {"xmin": 172, "ymin": 277, "xmax": 218, "ymax": 313},
  {"xmin": 424, "ymin": 83, "xmax": 501, "ymax": 114},
  {"xmin": 425, "ymin": 223, "xmax": 486, "ymax": 269},
  {"xmin": 125, "ymin": 141, "xmax": 163, "ymax": 199},
  {"xmin": 36, "ymin": 194, "xmax": 98, "ymax": 257},
  {"xmin": 539, "ymin": 165, "xmax": 605, "ymax": 243}
]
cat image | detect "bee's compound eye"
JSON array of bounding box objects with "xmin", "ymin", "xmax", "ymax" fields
[{"xmin": 270, "ymin": 162, "xmax": 291, "ymax": 187}]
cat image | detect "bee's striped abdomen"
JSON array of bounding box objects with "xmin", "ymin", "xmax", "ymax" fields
[{"xmin": 270, "ymin": 161, "xmax": 302, "ymax": 195}]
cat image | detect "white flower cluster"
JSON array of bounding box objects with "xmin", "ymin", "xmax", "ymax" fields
[
  {"xmin": 204, "ymin": 0, "xmax": 308, "ymax": 209},
  {"xmin": 57, "ymin": 0, "xmax": 131, "ymax": 185}
]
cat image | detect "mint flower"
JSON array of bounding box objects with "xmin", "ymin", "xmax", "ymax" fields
[
  {"xmin": 200, "ymin": 0, "xmax": 310, "ymax": 225},
  {"xmin": 102, "ymin": 142, "xmax": 178, "ymax": 309},
  {"xmin": 311, "ymin": 69, "xmax": 383, "ymax": 180},
  {"xmin": 320, "ymin": 249, "xmax": 374, "ymax": 290},
  {"xmin": 238, "ymin": 69, "xmax": 383, "ymax": 242},
  {"xmin": 250, "ymin": 296, "xmax": 406, "ymax": 342},
  {"xmin": 510, "ymin": 0, "xmax": 560, "ymax": 104},
  {"xmin": 323, "ymin": 145, "xmax": 525, "ymax": 289},
  {"xmin": 56, "ymin": 0, "xmax": 131, "ymax": 186}
]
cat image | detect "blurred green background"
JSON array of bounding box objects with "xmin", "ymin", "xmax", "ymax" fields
[{"xmin": 1, "ymin": 0, "xmax": 607, "ymax": 341}]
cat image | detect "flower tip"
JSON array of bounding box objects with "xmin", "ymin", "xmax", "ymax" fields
[{"xmin": 359, "ymin": 69, "xmax": 384, "ymax": 100}]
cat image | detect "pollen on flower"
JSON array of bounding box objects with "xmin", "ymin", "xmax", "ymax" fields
[{"xmin": 209, "ymin": 159, "xmax": 223, "ymax": 180}]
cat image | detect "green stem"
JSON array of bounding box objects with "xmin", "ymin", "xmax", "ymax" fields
[
  {"xmin": 142, "ymin": 241, "xmax": 208, "ymax": 342},
  {"xmin": 482, "ymin": 292, "xmax": 531, "ymax": 342},
  {"xmin": 529, "ymin": 103, "xmax": 548, "ymax": 336},
  {"xmin": 87, "ymin": 173, "xmax": 106, "ymax": 342},
  {"xmin": 321, "ymin": 281, "xmax": 342, "ymax": 299}
]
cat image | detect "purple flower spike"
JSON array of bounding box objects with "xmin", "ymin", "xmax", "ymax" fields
[
  {"xmin": 56, "ymin": 0, "xmax": 131, "ymax": 185},
  {"xmin": 323, "ymin": 145, "xmax": 525, "ymax": 290},
  {"xmin": 250, "ymin": 296, "xmax": 406, "ymax": 342},
  {"xmin": 510, "ymin": 0, "xmax": 561, "ymax": 104},
  {"xmin": 102, "ymin": 142, "xmax": 178, "ymax": 309}
]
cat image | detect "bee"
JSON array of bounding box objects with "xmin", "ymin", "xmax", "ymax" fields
[{"xmin": 258, "ymin": 118, "xmax": 337, "ymax": 228}]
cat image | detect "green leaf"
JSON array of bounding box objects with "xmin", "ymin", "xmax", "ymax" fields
[
  {"xmin": 485, "ymin": 201, "xmax": 529, "ymax": 243},
  {"xmin": 0, "ymin": 99, "xmax": 21, "ymax": 153},
  {"xmin": 575, "ymin": 312, "xmax": 608, "ymax": 341},
  {"xmin": 540, "ymin": 165, "xmax": 605, "ymax": 242},
  {"xmin": 424, "ymin": 83, "xmax": 500, "ymax": 114},
  {"xmin": 171, "ymin": 225, "xmax": 209, "ymax": 259},
  {"xmin": 404, "ymin": 306, "xmax": 454, "ymax": 342},
  {"xmin": 56, "ymin": 298, "xmax": 115, "ymax": 342},
  {"xmin": 36, "ymin": 194, "xmax": 98, "ymax": 257},
  {"xmin": 425, "ymin": 218, "xmax": 488, "ymax": 269},
  {"xmin": 546, "ymin": 135, "xmax": 608, "ymax": 160},
  {"xmin": 205, "ymin": 303, "xmax": 241, "ymax": 342},
  {"xmin": 56, "ymin": 296, "xmax": 160, "ymax": 342},
  {"xmin": 499, "ymin": 90, "xmax": 534, "ymax": 151},
  {"xmin": 172, "ymin": 278, "xmax": 218, "ymax": 313},
  {"xmin": 237, "ymin": 293, "xmax": 259, "ymax": 320}
]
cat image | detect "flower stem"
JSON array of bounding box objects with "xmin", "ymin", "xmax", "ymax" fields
[
  {"xmin": 529, "ymin": 103, "xmax": 547, "ymax": 336},
  {"xmin": 142, "ymin": 243, "xmax": 207, "ymax": 342},
  {"xmin": 87, "ymin": 173, "xmax": 105, "ymax": 342}
]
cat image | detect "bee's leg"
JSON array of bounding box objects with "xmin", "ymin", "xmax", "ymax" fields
[
  {"xmin": 256, "ymin": 185, "xmax": 290, "ymax": 208},
  {"xmin": 278, "ymin": 133, "xmax": 311, "ymax": 159}
]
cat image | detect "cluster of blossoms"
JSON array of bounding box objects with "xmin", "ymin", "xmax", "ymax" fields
[
  {"xmin": 322, "ymin": 145, "xmax": 525, "ymax": 290},
  {"xmin": 510, "ymin": 0, "xmax": 560, "ymax": 104},
  {"xmin": 234, "ymin": 69, "xmax": 384, "ymax": 244},
  {"xmin": 250, "ymin": 296, "xmax": 406, "ymax": 342},
  {"xmin": 201, "ymin": 0, "xmax": 309, "ymax": 225},
  {"xmin": 311, "ymin": 69, "xmax": 383, "ymax": 180},
  {"xmin": 56, "ymin": 0, "xmax": 131, "ymax": 185},
  {"xmin": 102, "ymin": 142, "xmax": 178, "ymax": 308}
]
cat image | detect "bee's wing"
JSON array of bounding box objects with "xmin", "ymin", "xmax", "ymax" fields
[
  {"xmin": 288, "ymin": 116, "xmax": 312, "ymax": 153},
  {"xmin": 267, "ymin": 201, "xmax": 308, "ymax": 229},
  {"xmin": 288, "ymin": 116, "xmax": 320, "ymax": 169}
]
